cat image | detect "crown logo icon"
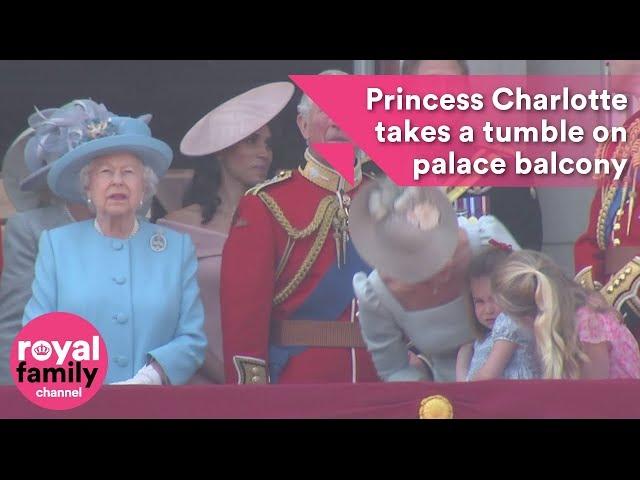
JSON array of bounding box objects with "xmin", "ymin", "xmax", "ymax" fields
[{"xmin": 33, "ymin": 344, "xmax": 50, "ymax": 356}]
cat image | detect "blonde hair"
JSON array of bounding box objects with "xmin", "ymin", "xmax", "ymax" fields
[{"xmin": 491, "ymin": 250, "xmax": 594, "ymax": 379}]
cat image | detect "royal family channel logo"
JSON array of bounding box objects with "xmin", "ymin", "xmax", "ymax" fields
[{"xmin": 10, "ymin": 312, "xmax": 108, "ymax": 410}]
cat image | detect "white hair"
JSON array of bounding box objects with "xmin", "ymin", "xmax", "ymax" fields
[
  {"xmin": 400, "ymin": 59, "xmax": 470, "ymax": 76},
  {"xmin": 297, "ymin": 69, "xmax": 348, "ymax": 119},
  {"xmin": 80, "ymin": 159, "xmax": 158, "ymax": 213}
]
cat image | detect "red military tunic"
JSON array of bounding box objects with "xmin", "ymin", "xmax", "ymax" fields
[
  {"xmin": 575, "ymin": 109, "xmax": 640, "ymax": 338},
  {"xmin": 221, "ymin": 150, "xmax": 379, "ymax": 384}
]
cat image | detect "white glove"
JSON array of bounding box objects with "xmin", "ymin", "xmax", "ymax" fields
[{"xmin": 111, "ymin": 364, "xmax": 163, "ymax": 385}]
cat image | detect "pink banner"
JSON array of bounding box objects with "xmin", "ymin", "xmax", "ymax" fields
[{"xmin": 291, "ymin": 75, "xmax": 637, "ymax": 188}]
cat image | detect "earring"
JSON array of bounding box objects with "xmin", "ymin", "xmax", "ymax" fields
[
  {"xmin": 87, "ymin": 197, "xmax": 92, "ymax": 206},
  {"xmin": 139, "ymin": 199, "xmax": 144, "ymax": 207}
]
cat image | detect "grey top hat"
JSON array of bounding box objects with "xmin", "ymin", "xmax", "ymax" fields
[
  {"xmin": 20, "ymin": 106, "xmax": 66, "ymax": 192},
  {"xmin": 2, "ymin": 128, "xmax": 41, "ymax": 212},
  {"xmin": 349, "ymin": 177, "xmax": 459, "ymax": 283},
  {"xmin": 3, "ymin": 101, "xmax": 116, "ymax": 209}
]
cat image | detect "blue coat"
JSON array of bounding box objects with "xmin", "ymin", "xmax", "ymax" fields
[{"xmin": 23, "ymin": 219, "xmax": 207, "ymax": 385}]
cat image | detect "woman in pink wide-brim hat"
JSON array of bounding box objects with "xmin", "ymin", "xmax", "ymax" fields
[{"xmin": 158, "ymin": 81, "xmax": 295, "ymax": 384}]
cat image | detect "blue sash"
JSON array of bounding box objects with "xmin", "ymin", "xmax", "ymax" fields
[
  {"xmin": 269, "ymin": 241, "xmax": 372, "ymax": 382},
  {"xmin": 605, "ymin": 188, "xmax": 623, "ymax": 246}
]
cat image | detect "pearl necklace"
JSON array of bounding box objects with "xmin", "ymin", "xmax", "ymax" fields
[
  {"xmin": 63, "ymin": 205, "xmax": 76, "ymax": 222},
  {"xmin": 94, "ymin": 218, "xmax": 140, "ymax": 239}
]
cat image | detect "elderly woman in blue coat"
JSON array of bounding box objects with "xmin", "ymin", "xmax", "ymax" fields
[{"xmin": 22, "ymin": 100, "xmax": 207, "ymax": 385}]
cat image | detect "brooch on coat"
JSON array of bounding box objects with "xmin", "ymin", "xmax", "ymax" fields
[{"xmin": 150, "ymin": 228, "xmax": 167, "ymax": 252}]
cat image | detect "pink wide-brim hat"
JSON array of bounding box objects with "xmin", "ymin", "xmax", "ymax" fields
[{"xmin": 180, "ymin": 81, "xmax": 295, "ymax": 156}]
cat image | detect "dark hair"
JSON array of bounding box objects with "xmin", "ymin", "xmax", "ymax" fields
[
  {"xmin": 182, "ymin": 159, "xmax": 223, "ymax": 225},
  {"xmin": 469, "ymin": 247, "xmax": 511, "ymax": 280},
  {"xmin": 466, "ymin": 246, "xmax": 512, "ymax": 338},
  {"xmin": 150, "ymin": 196, "xmax": 167, "ymax": 223},
  {"xmin": 402, "ymin": 60, "xmax": 469, "ymax": 75}
]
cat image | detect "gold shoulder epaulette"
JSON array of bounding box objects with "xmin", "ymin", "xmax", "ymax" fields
[
  {"xmin": 575, "ymin": 265, "xmax": 600, "ymax": 291},
  {"xmin": 577, "ymin": 258, "xmax": 640, "ymax": 320},
  {"xmin": 600, "ymin": 257, "xmax": 640, "ymax": 312},
  {"xmin": 466, "ymin": 186, "xmax": 492, "ymax": 196},
  {"xmin": 246, "ymin": 169, "xmax": 292, "ymax": 196},
  {"xmin": 447, "ymin": 145, "xmax": 507, "ymax": 201},
  {"xmin": 446, "ymin": 184, "xmax": 493, "ymax": 202},
  {"xmin": 473, "ymin": 143, "xmax": 516, "ymax": 160},
  {"xmin": 447, "ymin": 186, "xmax": 469, "ymax": 202}
]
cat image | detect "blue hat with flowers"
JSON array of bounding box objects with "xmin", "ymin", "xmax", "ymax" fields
[{"xmin": 30, "ymin": 99, "xmax": 172, "ymax": 203}]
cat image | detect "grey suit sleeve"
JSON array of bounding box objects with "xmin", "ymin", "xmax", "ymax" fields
[
  {"xmin": 353, "ymin": 272, "xmax": 427, "ymax": 382},
  {"xmin": 0, "ymin": 214, "xmax": 38, "ymax": 384}
]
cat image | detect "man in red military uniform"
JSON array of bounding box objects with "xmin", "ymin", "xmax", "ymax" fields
[
  {"xmin": 221, "ymin": 71, "xmax": 380, "ymax": 384},
  {"xmin": 575, "ymin": 60, "xmax": 640, "ymax": 340}
]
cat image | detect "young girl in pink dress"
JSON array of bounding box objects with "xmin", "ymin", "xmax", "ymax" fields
[{"xmin": 492, "ymin": 250, "xmax": 640, "ymax": 379}]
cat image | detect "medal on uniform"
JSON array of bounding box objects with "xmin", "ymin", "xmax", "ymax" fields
[
  {"xmin": 334, "ymin": 180, "xmax": 351, "ymax": 269},
  {"xmin": 150, "ymin": 228, "xmax": 167, "ymax": 252}
]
